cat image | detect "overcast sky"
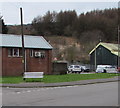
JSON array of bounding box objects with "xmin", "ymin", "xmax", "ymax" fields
[{"xmin": 0, "ymin": 0, "xmax": 119, "ymax": 25}]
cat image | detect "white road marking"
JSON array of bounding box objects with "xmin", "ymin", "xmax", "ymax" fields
[
  {"xmin": 16, "ymin": 92, "xmax": 21, "ymax": 94},
  {"xmin": 26, "ymin": 90, "xmax": 31, "ymax": 92},
  {"xmin": 3, "ymin": 85, "xmax": 79, "ymax": 95}
]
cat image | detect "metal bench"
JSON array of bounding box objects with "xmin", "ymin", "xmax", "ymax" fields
[{"xmin": 23, "ymin": 72, "xmax": 44, "ymax": 80}]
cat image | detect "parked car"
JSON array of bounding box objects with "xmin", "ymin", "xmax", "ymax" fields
[
  {"xmin": 68, "ymin": 65, "xmax": 82, "ymax": 73},
  {"xmin": 96, "ymin": 65, "xmax": 118, "ymax": 73},
  {"xmin": 81, "ymin": 66, "xmax": 90, "ymax": 72},
  {"xmin": 117, "ymin": 67, "xmax": 120, "ymax": 72}
]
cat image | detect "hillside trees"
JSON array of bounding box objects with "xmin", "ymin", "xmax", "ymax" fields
[
  {"xmin": 77, "ymin": 9, "xmax": 118, "ymax": 42},
  {"xmin": 56, "ymin": 10, "xmax": 77, "ymax": 36},
  {"xmin": 32, "ymin": 11, "xmax": 57, "ymax": 35},
  {"xmin": 32, "ymin": 10, "xmax": 77, "ymax": 36},
  {"xmin": 32, "ymin": 8, "xmax": 118, "ymax": 42}
]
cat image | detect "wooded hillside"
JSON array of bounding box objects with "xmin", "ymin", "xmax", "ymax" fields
[{"xmin": 32, "ymin": 8, "xmax": 118, "ymax": 42}]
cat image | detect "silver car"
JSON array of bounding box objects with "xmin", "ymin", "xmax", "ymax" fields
[{"xmin": 68, "ymin": 65, "xmax": 82, "ymax": 73}]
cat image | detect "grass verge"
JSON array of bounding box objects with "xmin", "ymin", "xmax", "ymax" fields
[{"xmin": 0, "ymin": 73, "xmax": 119, "ymax": 84}]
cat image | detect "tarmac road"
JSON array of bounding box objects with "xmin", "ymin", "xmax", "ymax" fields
[{"xmin": 2, "ymin": 82, "xmax": 118, "ymax": 106}]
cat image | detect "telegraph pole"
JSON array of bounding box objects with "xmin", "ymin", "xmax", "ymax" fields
[
  {"xmin": 118, "ymin": 25, "xmax": 120, "ymax": 68},
  {"xmin": 95, "ymin": 45, "xmax": 96, "ymax": 71},
  {"xmin": 0, "ymin": 15, "xmax": 3, "ymax": 33},
  {"xmin": 20, "ymin": 7, "xmax": 26, "ymax": 73}
]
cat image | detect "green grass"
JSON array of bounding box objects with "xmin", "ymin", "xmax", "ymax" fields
[
  {"xmin": 0, "ymin": 76, "xmax": 24, "ymax": 84},
  {"xmin": 43, "ymin": 73, "xmax": 119, "ymax": 83},
  {"xmin": 0, "ymin": 73, "xmax": 119, "ymax": 84}
]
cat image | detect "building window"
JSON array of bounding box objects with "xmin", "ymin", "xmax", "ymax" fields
[
  {"xmin": 34, "ymin": 50, "xmax": 46, "ymax": 58},
  {"xmin": 8, "ymin": 48, "xmax": 13, "ymax": 57},
  {"xmin": 8, "ymin": 48, "xmax": 22, "ymax": 57},
  {"xmin": 19, "ymin": 49, "xmax": 23, "ymax": 57},
  {"xmin": 30, "ymin": 49, "xmax": 33, "ymax": 57},
  {"xmin": 41, "ymin": 51, "xmax": 45, "ymax": 58},
  {"xmin": 13, "ymin": 48, "xmax": 19, "ymax": 57}
]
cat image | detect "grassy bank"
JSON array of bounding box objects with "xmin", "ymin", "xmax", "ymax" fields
[{"xmin": 0, "ymin": 73, "xmax": 119, "ymax": 84}]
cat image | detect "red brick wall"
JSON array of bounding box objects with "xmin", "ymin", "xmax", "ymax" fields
[
  {"xmin": 2, "ymin": 47, "xmax": 52, "ymax": 76},
  {"xmin": 26, "ymin": 49, "xmax": 52, "ymax": 74},
  {"xmin": 2, "ymin": 48, "xmax": 23, "ymax": 76}
]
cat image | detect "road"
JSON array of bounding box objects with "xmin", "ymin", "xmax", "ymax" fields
[{"xmin": 2, "ymin": 82, "xmax": 118, "ymax": 106}]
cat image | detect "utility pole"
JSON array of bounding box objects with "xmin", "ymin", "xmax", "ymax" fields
[
  {"xmin": 118, "ymin": 25, "xmax": 120, "ymax": 68},
  {"xmin": 94, "ymin": 37, "xmax": 101, "ymax": 71},
  {"xmin": 0, "ymin": 15, "xmax": 3, "ymax": 33},
  {"xmin": 20, "ymin": 7, "xmax": 26, "ymax": 73},
  {"xmin": 95, "ymin": 45, "xmax": 96, "ymax": 71}
]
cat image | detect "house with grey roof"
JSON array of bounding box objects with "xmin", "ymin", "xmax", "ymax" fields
[
  {"xmin": 89, "ymin": 42, "xmax": 120, "ymax": 70},
  {"xmin": 0, "ymin": 34, "xmax": 53, "ymax": 76}
]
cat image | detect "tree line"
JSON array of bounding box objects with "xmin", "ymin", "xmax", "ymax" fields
[{"xmin": 32, "ymin": 8, "xmax": 118, "ymax": 42}]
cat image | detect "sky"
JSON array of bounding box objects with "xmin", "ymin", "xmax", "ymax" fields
[{"xmin": 0, "ymin": 0, "xmax": 119, "ymax": 25}]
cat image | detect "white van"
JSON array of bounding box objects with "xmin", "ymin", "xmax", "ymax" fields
[{"xmin": 96, "ymin": 65, "xmax": 118, "ymax": 73}]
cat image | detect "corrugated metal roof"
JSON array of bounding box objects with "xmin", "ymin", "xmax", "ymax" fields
[
  {"xmin": 0, "ymin": 34, "xmax": 52, "ymax": 49},
  {"xmin": 89, "ymin": 42, "xmax": 120, "ymax": 57}
]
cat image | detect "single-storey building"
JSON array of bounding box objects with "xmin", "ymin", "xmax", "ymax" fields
[
  {"xmin": 89, "ymin": 42, "xmax": 120, "ymax": 70},
  {"xmin": 0, "ymin": 34, "xmax": 53, "ymax": 76}
]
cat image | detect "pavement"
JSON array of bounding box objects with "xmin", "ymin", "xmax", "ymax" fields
[{"xmin": 1, "ymin": 76, "xmax": 119, "ymax": 88}]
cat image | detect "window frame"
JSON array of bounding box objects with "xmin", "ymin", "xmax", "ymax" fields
[
  {"xmin": 13, "ymin": 48, "xmax": 19, "ymax": 57},
  {"xmin": 8, "ymin": 48, "xmax": 22, "ymax": 57},
  {"xmin": 8, "ymin": 48, "xmax": 13, "ymax": 57},
  {"xmin": 41, "ymin": 51, "xmax": 45, "ymax": 58},
  {"xmin": 30, "ymin": 49, "xmax": 34, "ymax": 57}
]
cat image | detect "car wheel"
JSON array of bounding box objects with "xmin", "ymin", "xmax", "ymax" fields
[
  {"xmin": 71, "ymin": 70, "xmax": 73, "ymax": 73},
  {"xmin": 103, "ymin": 69, "xmax": 107, "ymax": 73}
]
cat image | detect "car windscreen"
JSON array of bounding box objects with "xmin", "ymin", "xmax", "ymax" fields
[
  {"xmin": 74, "ymin": 66, "xmax": 80, "ymax": 68},
  {"xmin": 70, "ymin": 66, "xmax": 73, "ymax": 68}
]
